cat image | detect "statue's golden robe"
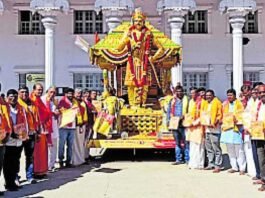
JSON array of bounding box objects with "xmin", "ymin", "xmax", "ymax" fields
[{"xmin": 116, "ymin": 28, "xmax": 164, "ymax": 106}]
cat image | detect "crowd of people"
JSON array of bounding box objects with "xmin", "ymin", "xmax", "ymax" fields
[
  {"xmin": 1, "ymin": 81, "xmax": 265, "ymax": 194},
  {"xmin": 166, "ymin": 82, "xmax": 265, "ymax": 192},
  {"xmin": 0, "ymin": 83, "xmax": 99, "ymax": 195}
]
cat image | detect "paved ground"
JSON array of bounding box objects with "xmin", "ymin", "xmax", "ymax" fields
[{"xmin": 2, "ymin": 149, "xmax": 265, "ymax": 198}]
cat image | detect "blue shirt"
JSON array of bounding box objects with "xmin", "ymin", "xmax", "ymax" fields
[
  {"xmin": 167, "ymin": 98, "xmax": 183, "ymax": 125},
  {"xmin": 220, "ymin": 102, "xmax": 243, "ymax": 144}
]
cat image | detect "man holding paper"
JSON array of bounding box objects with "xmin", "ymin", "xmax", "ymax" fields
[
  {"xmin": 4, "ymin": 89, "xmax": 27, "ymax": 191},
  {"xmin": 220, "ymin": 89, "xmax": 246, "ymax": 175},
  {"xmin": 203, "ymin": 89, "xmax": 223, "ymax": 173},
  {"xmin": 187, "ymin": 87, "xmax": 207, "ymax": 169},
  {"xmin": 244, "ymin": 86, "xmax": 260, "ymax": 179},
  {"xmin": 0, "ymin": 95, "xmax": 11, "ymax": 195},
  {"xmin": 167, "ymin": 85, "xmax": 189, "ymax": 165},
  {"xmin": 58, "ymin": 88, "xmax": 83, "ymax": 168},
  {"xmin": 253, "ymin": 85, "xmax": 265, "ymax": 191},
  {"xmin": 18, "ymin": 86, "xmax": 39, "ymax": 184},
  {"xmin": 71, "ymin": 88, "xmax": 88, "ymax": 166}
]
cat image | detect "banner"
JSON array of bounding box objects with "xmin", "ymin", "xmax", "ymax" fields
[
  {"xmin": 13, "ymin": 123, "xmax": 28, "ymax": 141},
  {"xmin": 26, "ymin": 74, "xmax": 45, "ymax": 91},
  {"xmin": 60, "ymin": 107, "xmax": 78, "ymax": 128}
]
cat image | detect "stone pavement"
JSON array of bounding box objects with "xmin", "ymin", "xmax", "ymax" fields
[{"xmin": 2, "ymin": 150, "xmax": 265, "ymax": 198}]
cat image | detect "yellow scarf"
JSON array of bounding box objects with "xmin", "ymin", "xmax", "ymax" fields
[
  {"xmin": 188, "ymin": 99, "xmax": 196, "ymax": 119},
  {"xmin": 202, "ymin": 97, "xmax": 222, "ymax": 125},
  {"xmin": 81, "ymin": 101, "xmax": 88, "ymax": 123},
  {"xmin": 0, "ymin": 103, "xmax": 11, "ymax": 133},
  {"xmin": 72, "ymin": 99, "xmax": 84, "ymax": 126},
  {"xmin": 18, "ymin": 98, "xmax": 39, "ymax": 131},
  {"xmin": 182, "ymin": 95, "xmax": 189, "ymax": 115}
]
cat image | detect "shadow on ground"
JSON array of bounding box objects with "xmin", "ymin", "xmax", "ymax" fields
[
  {"xmin": 5, "ymin": 162, "xmax": 102, "ymax": 198},
  {"xmin": 4, "ymin": 149, "xmax": 232, "ymax": 197}
]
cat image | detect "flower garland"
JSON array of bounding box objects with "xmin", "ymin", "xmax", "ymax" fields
[{"xmin": 127, "ymin": 25, "xmax": 151, "ymax": 88}]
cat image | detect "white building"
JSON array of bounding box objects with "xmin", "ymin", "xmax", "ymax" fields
[{"xmin": 0, "ymin": 0, "xmax": 264, "ymax": 100}]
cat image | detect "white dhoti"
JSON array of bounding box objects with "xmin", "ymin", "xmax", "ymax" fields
[
  {"xmin": 189, "ymin": 142, "xmax": 205, "ymax": 169},
  {"xmin": 72, "ymin": 125, "xmax": 86, "ymax": 166},
  {"xmin": 48, "ymin": 138, "xmax": 58, "ymax": 170},
  {"xmin": 85, "ymin": 127, "xmax": 93, "ymax": 159},
  {"xmin": 244, "ymin": 135, "xmax": 256, "ymax": 177},
  {"xmin": 188, "ymin": 127, "xmax": 205, "ymax": 169},
  {"xmin": 226, "ymin": 143, "xmax": 246, "ymax": 172},
  {"xmin": 48, "ymin": 118, "xmax": 59, "ymax": 170}
]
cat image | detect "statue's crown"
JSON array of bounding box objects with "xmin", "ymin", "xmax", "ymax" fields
[{"xmin": 132, "ymin": 8, "xmax": 146, "ymax": 20}]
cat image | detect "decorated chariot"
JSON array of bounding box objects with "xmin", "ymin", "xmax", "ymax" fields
[{"xmin": 88, "ymin": 9, "xmax": 182, "ymax": 149}]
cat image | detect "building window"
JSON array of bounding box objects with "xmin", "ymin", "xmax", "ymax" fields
[
  {"xmin": 183, "ymin": 73, "xmax": 208, "ymax": 93},
  {"xmin": 230, "ymin": 71, "xmax": 260, "ymax": 88},
  {"xmin": 19, "ymin": 74, "xmax": 27, "ymax": 87},
  {"xmin": 182, "ymin": 11, "xmax": 208, "ymax": 34},
  {"xmin": 74, "ymin": 11, "xmax": 103, "ymax": 34},
  {"xmin": 244, "ymin": 72, "xmax": 260, "ymax": 85},
  {"xmin": 230, "ymin": 11, "xmax": 258, "ymax": 34},
  {"xmin": 19, "ymin": 11, "xmax": 44, "ymax": 34},
  {"xmin": 73, "ymin": 73, "xmax": 103, "ymax": 91},
  {"xmin": 243, "ymin": 12, "xmax": 258, "ymax": 34}
]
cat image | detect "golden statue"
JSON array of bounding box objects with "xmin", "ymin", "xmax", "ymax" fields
[
  {"xmin": 116, "ymin": 8, "xmax": 164, "ymax": 106},
  {"xmin": 90, "ymin": 8, "xmax": 181, "ymax": 108}
]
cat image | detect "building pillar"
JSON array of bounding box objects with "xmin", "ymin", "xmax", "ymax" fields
[
  {"xmin": 105, "ymin": 14, "xmax": 123, "ymax": 90},
  {"xmin": 230, "ymin": 16, "xmax": 245, "ymax": 95},
  {"xmin": 157, "ymin": 0, "xmax": 196, "ymax": 88},
  {"xmin": 95, "ymin": 0, "xmax": 134, "ymax": 92},
  {"xmin": 219, "ymin": 0, "xmax": 256, "ymax": 96},
  {"xmin": 0, "ymin": 0, "xmax": 4, "ymax": 15},
  {"xmin": 169, "ymin": 16, "xmax": 185, "ymax": 87},
  {"xmin": 42, "ymin": 16, "xmax": 57, "ymax": 89},
  {"xmin": 30, "ymin": 0, "xmax": 69, "ymax": 90}
]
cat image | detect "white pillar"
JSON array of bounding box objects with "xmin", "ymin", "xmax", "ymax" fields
[
  {"xmin": 169, "ymin": 16, "xmax": 185, "ymax": 87},
  {"xmin": 106, "ymin": 15, "xmax": 122, "ymax": 91},
  {"xmin": 230, "ymin": 17, "xmax": 245, "ymax": 96},
  {"xmin": 0, "ymin": 0, "xmax": 3, "ymax": 15},
  {"xmin": 42, "ymin": 16, "xmax": 57, "ymax": 89}
]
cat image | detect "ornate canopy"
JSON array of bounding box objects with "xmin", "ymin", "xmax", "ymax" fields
[
  {"xmin": 95, "ymin": 0, "xmax": 134, "ymax": 14},
  {"xmin": 30, "ymin": 0, "xmax": 70, "ymax": 14},
  {"xmin": 90, "ymin": 21, "xmax": 182, "ymax": 71},
  {"xmin": 157, "ymin": 0, "xmax": 196, "ymax": 15},
  {"xmin": 0, "ymin": 0, "xmax": 4, "ymax": 15},
  {"xmin": 219, "ymin": 0, "xmax": 256, "ymax": 13}
]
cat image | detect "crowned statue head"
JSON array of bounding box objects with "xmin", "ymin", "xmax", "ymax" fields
[{"xmin": 132, "ymin": 8, "xmax": 146, "ymax": 31}]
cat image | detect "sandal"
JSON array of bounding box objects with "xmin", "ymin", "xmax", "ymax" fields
[
  {"xmin": 228, "ymin": 169, "xmax": 237, "ymax": 173},
  {"xmin": 253, "ymin": 180, "xmax": 265, "ymax": 185},
  {"xmin": 258, "ymin": 186, "xmax": 265, "ymax": 191}
]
